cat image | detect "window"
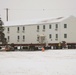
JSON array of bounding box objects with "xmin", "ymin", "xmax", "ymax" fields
[
  {"xmin": 18, "ymin": 36, "xmax": 19, "ymax": 39},
  {"xmin": 56, "ymin": 34, "xmax": 58, "ymax": 38},
  {"xmin": 23, "ymin": 26, "xmax": 25, "ymax": 33},
  {"xmin": 7, "ymin": 27, "xmax": 9, "ymax": 33},
  {"xmin": 37, "ymin": 25, "xmax": 39, "ymax": 32},
  {"xmin": 17, "ymin": 36, "xmax": 20, "ymax": 42},
  {"xmin": 8, "ymin": 27, "xmax": 9, "ymax": 31},
  {"xmin": 23, "ymin": 35, "xmax": 25, "ymax": 42},
  {"xmin": 49, "ymin": 34, "xmax": 52, "ymax": 38},
  {"xmin": 64, "ymin": 24, "xmax": 67, "ymax": 28},
  {"xmin": 37, "ymin": 25, "xmax": 39, "ymax": 30},
  {"xmin": 23, "ymin": 35, "xmax": 25, "ymax": 39},
  {"xmin": 43, "ymin": 25, "xmax": 45, "ymax": 29},
  {"xmin": 8, "ymin": 36, "xmax": 10, "ymax": 42},
  {"xmin": 56, "ymin": 24, "xmax": 58, "ymax": 28},
  {"xmin": 64, "ymin": 34, "xmax": 67, "ymax": 38},
  {"xmin": 43, "ymin": 25, "xmax": 45, "ymax": 31},
  {"xmin": 23, "ymin": 26, "xmax": 25, "ymax": 30},
  {"xmin": 37, "ymin": 36, "xmax": 39, "ymax": 41},
  {"xmin": 49, "ymin": 24, "xmax": 51, "ymax": 29},
  {"xmin": 55, "ymin": 34, "xmax": 58, "ymax": 40},
  {"xmin": 17, "ymin": 27, "xmax": 19, "ymax": 33}
]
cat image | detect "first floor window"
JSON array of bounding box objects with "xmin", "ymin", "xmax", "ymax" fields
[
  {"xmin": 23, "ymin": 35, "xmax": 25, "ymax": 42},
  {"xmin": 37, "ymin": 36, "xmax": 39, "ymax": 41},
  {"xmin": 7, "ymin": 36, "xmax": 10, "ymax": 42},
  {"xmin": 7, "ymin": 27, "xmax": 10, "ymax": 33},
  {"xmin": 64, "ymin": 34, "xmax": 67, "ymax": 38},
  {"xmin": 17, "ymin": 36, "xmax": 20, "ymax": 42},
  {"xmin": 49, "ymin": 34, "xmax": 52, "ymax": 38},
  {"xmin": 56, "ymin": 34, "xmax": 58, "ymax": 38}
]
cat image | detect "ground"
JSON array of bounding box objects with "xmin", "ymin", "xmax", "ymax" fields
[{"xmin": 0, "ymin": 49, "xmax": 76, "ymax": 75}]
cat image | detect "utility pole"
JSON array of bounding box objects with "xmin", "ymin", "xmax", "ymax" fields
[{"xmin": 6, "ymin": 8, "xmax": 9, "ymax": 21}]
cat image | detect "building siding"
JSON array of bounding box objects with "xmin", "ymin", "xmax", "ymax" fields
[{"xmin": 3, "ymin": 16, "xmax": 76, "ymax": 45}]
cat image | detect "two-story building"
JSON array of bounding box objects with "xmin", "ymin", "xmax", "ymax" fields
[{"xmin": 3, "ymin": 15, "xmax": 76, "ymax": 47}]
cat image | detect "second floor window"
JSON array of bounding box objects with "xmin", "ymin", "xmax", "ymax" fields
[
  {"xmin": 49, "ymin": 24, "xmax": 52, "ymax": 29},
  {"xmin": 17, "ymin": 27, "xmax": 19, "ymax": 33},
  {"xmin": 23, "ymin": 26, "xmax": 25, "ymax": 33},
  {"xmin": 64, "ymin": 24, "xmax": 67, "ymax": 28},
  {"xmin": 23, "ymin": 26, "xmax": 25, "ymax": 31},
  {"xmin": 37, "ymin": 25, "xmax": 39, "ymax": 30},
  {"xmin": 43, "ymin": 25, "xmax": 45, "ymax": 29},
  {"xmin": 56, "ymin": 24, "xmax": 58, "ymax": 28}
]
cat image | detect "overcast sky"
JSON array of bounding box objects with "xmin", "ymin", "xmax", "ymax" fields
[{"xmin": 0, "ymin": 0, "xmax": 76, "ymax": 21}]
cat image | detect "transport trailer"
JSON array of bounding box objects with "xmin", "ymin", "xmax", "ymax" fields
[{"xmin": 0, "ymin": 42, "xmax": 76, "ymax": 51}]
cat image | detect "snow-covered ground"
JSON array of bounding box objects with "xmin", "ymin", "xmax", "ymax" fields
[{"xmin": 0, "ymin": 49, "xmax": 76, "ymax": 75}]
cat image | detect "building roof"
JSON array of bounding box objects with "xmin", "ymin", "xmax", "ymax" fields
[
  {"xmin": 39, "ymin": 15, "xmax": 76, "ymax": 24},
  {"xmin": 3, "ymin": 15, "xmax": 75, "ymax": 26},
  {"xmin": 4, "ymin": 19, "xmax": 41, "ymax": 26}
]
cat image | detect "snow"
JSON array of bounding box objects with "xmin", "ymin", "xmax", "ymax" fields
[
  {"xmin": 0, "ymin": 49, "xmax": 76, "ymax": 75},
  {"xmin": 4, "ymin": 15, "xmax": 73, "ymax": 26}
]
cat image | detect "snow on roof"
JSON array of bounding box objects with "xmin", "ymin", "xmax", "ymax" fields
[
  {"xmin": 4, "ymin": 19, "xmax": 41, "ymax": 26},
  {"xmin": 4, "ymin": 15, "xmax": 75, "ymax": 26},
  {"xmin": 39, "ymin": 15, "xmax": 74, "ymax": 24}
]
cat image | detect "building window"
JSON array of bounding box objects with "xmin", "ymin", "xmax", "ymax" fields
[
  {"xmin": 56, "ymin": 24, "xmax": 58, "ymax": 28},
  {"xmin": 49, "ymin": 34, "xmax": 52, "ymax": 38},
  {"xmin": 43, "ymin": 25, "xmax": 45, "ymax": 31},
  {"xmin": 37, "ymin": 36, "xmax": 39, "ymax": 41},
  {"xmin": 49, "ymin": 24, "xmax": 51, "ymax": 29},
  {"xmin": 7, "ymin": 36, "xmax": 10, "ymax": 42},
  {"xmin": 56, "ymin": 34, "xmax": 58, "ymax": 38},
  {"xmin": 37, "ymin": 25, "xmax": 39, "ymax": 30},
  {"xmin": 37, "ymin": 25, "xmax": 39, "ymax": 32},
  {"xmin": 23, "ymin": 35, "xmax": 25, "ymax": 42},
  {"xmin": 64, "ymin": 34, "xmax": 67, "ymax": 38},
  {"xmin": 23, "ymin": 26, "xmax": 25, "ymax": 30},
  {"xmin": 23, "ymin": 26, "xmax": 25, "ymax": 33},
  {"xmin": 7, "ymin": 27, "xmax": 9, "ymax": 33},
  {"xmin": 43, "ymin": 25, "xmax": 45, "ymax": 29},
  {"xmin": 17, "ymin": 36, "xmax": 20, "ymax": 42},
  {"xmin": 55, "ymin": 34, "xmax": 58, "ymax": 40},
  {"xmin": 17, "ymin": 27, "xmax": 19, "ymax": 33},
  {"xmin": 64, "ymin": 24, "xmax": 67, "ymax": 28}
]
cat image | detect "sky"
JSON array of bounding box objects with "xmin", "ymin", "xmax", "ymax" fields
[{"xmin": 0, "ymin": 0, "xmax": 76, "ymax": 21}]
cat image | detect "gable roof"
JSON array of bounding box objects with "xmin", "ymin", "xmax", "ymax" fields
[
  {"xmin": 39, "ymin": 15, "xmax": 76, "ymax": 24},
  {"xmin": 4, "ymin": 15, "xmax": 76, "ymax": 26}
]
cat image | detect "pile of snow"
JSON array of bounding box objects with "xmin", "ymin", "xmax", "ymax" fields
[{"xmin": 0, "ymin": 49, "xmax": 76, "ymax": 75}]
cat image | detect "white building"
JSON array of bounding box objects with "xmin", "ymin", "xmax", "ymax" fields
[{"xmin": 3, "ymin": 15, "xmax": 76, "ymax": 46}]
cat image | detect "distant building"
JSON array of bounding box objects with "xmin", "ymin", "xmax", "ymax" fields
[{"xmin": 3, "ymin": 15, "xmax": 76, "ymax": 46}]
